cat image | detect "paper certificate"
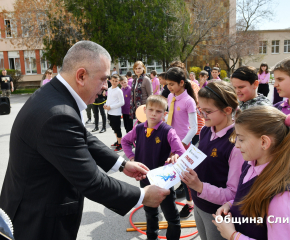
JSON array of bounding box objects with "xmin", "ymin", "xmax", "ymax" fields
[{"xmin": 147, "ymin": 144, "xmax": 207, "ymax": 189}]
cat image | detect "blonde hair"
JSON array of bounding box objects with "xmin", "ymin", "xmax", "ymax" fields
[
  {"xmin": 119, "ymin": 76, "xmax": 127, "ymax": 81},
  {"xmin": 133, "ymin": 61, "xmax": 146, "ymax": 74},
  {"xmin": 235, "ymin": 106, "xmax": 290, "ymax": 219},
  {"xmin": 146, "ymin": 95, "xmax": 167, "ymax": 111},
  {"xmin": 45, "ymin": 69, "xmax": 53, "ymax": 75}
]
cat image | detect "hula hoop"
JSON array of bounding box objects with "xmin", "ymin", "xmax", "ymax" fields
[{"xmin": 129, "ymin": 201, "xmax": 198, "ymax": 239}]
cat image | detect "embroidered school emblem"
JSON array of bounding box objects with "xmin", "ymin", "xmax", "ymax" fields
[
  {"xmin": 177, "ymin": 106, "xmax": 180, "ymax": 111},
  {"xmin": 126, "ymin": 95, "xmax": 127, "ymax": 97},
  {"xmin": 210, "ymin": 148, "xmax": 218, "ymax": 157},
  {"xmin": 155, "ymin": 137, "xmax": 161, "ymax": 144}
]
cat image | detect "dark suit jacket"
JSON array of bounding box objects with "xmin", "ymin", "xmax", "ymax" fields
[{"xmin": 0, "ymin": 77, "xmax": 141, "ymax": 240}]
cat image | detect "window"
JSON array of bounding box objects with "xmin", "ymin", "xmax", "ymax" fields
[
  {"xmin": 119, "ymin": 60, "xmax": 134, "ymax": 75},
  {"xmin": 284, "ymin": 40, "xmax": 290, "ymax": 53},
  {"xmin": 8, "ymin": 51, "xmax": 21, "ymax": 71},
  {"xmin": 259, "ymin": 41, "xmax": 267, "ymax": 54},
  {"xmin": 24, "ymin": 51, "xmax": 37, "ymax": 74},
  {"xmin": 272, "ymin": 40, "xmax": 280, "ymax": 54},
  {"xmin": 40, "ymin": 50, "xmax": 50, "ymax": 74},
  {"xmin": 4, "ymin": 19, "xmax": 17, "ymax": 38},
  {"xmin": 146, "ymin": 60, "xmax": 163, "ymax": 74}
]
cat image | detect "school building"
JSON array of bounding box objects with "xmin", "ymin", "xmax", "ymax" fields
[
  {"xmin": 243, "ymin": 28, "xmax": 290, "ymax": 70},
  {"xmin": 1, "ymin": 0, "xmax": 235, "ymax": 87}
]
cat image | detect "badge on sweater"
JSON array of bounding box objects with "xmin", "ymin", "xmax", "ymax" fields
[
  {"xmin": 210, "ymin": 148, "xmax": 218, "ymax": 157},
  {"xmin": 177, "ymin": 106, "xmax": 180, "ymax": 111},
  {"xmin": 155, "ymin": 137, "xmax": 161, "ymax": 144}
]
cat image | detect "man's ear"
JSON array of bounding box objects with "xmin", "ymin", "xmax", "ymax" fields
[
  {"xmin": 253, "ymin": 80, "xmax": 259, "ymax": 89},
  {"xmin": 75, "ymin": 68, "xmax": 87, "ymax": 87}
]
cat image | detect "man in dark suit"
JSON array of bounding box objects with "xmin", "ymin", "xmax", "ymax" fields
[{"xmin": 0, "ymin": 41, "xmax": 169, "ymax": 240}]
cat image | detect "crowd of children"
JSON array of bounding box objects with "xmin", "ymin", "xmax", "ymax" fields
[{"xmin": 89, "ymin": 59, "xmax": 290, "ymax": 240}]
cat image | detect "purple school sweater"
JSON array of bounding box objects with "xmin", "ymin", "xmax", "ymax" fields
[
  {"xmin": 230, "ymin": 162, "xmax": 267, "ymax": 240},
  {"xmin": 135, "ymin": 122, "xmax": 172, "ymax": 185},
  {"xmin": 191, "ymin": 126, "xmax": 235, "ymax": 214},
  {"xmin": 121, "ymin": 86, "xmax": 131, "ymax": 115}
]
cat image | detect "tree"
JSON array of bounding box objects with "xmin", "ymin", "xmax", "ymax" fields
[
  {"xmin": 209, "ymin": 30, "xmax": 261, "ymax": 74},
  {"xmin": 172, "ymin": 0, "xmax": 232, "ymax": 63},
  {"xmin": 236, "ymin": 0, "xmax": 276, "ymax": 31}
]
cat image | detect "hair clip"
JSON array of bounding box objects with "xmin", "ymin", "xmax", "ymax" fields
[{"xmin": 285, "ymin": 114, "xmax": 290, "ymax": 127}]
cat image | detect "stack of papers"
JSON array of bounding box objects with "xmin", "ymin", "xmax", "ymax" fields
[{"xmin": 147, "ymin": 144, "xmax": 207, "ymax": 189}]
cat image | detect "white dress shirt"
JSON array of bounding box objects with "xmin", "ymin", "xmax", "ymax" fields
[{"xmin": 56, "ymin": 74, "xmax": 144, "ymax": 208}]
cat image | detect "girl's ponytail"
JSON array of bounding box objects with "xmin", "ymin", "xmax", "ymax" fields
[{"xmin": 184, "ymin": 79, "xmax": 197, "ymax": 104}]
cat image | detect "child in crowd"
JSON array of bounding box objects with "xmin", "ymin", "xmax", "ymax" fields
[
  {"xmin": 257, "ymin": 62, "xmax": 270, "ymax": 97},
  {"xmin": 190, "ymin": 72, "xmax": 199, "ymax": 85},
  {"xmin": 231, "ymin": 66, "xmax": 272, "ymax": 111},
  {"xmin": 159, "ymin": 72, "xmax": 170, "ymax": 99},
  {"xmin": 150, "ymin": 70, "xmax": 160, "ymax": 95},
  {"xmin": 122, "ymin": 95, "xmax": 185, "ymax": 240},
  {"xmin": 104, "ymin": 74, "xmax": 124, "ymax": 152},
  {"xmin": 198, "ymin": 70, "xmax": 209, "ymax": 88},
  {"xmin": 119, "ymin": 76, "xmax": 133, "ymax": 133},
  {"xmin": 42, "ymin": 69, "xmax": 53, "ymax": 85},
  {"xmin": 274, "ymin": 59, "xmax": 290, "ymax": 114},
  {"xmin": 213, "ymin": 106, "xmax": 290, "ymax": 240},
  {"xmin": 126, "ymin": 71, "xmax": 134, "ymax": 88},
  {"xmin": 166, "ymin": 66, "xmax": 198, "ymax": 217},
  {"xmin": 170, "ymin": 81, "xmax": 244, "ymax": 240},
  {"xmin": 208, "ymin": 67, "xmax": 221, "ymax": 83}
]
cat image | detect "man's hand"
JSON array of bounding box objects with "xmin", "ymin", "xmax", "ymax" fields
[
  {"xmin": 143, "ymin": 185, "xmax": 170, "ymax": 208},
  {"xmin": 123, "ymin": 161, "xmax": 149, "ymax": 181}
]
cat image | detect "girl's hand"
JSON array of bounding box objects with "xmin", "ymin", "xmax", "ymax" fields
[
  {"xmin": 165, "ymin": 154, "xmax": 179, "ymax": 164},
  {"xmin": 180, "ymin": 168, "xmax": 203, "ymax": 193},
  {"xmin": 103, "ymin": 105, "xmax": 107, "ymax": 109},
  {"xmin": 106, "ymin": 106, "xmax": 111, "ymax": 110},
  {"xmin": 212, "ymin": 213, "xmax": 236, "ymax": 240},
  {"xmin": 216, "ymin": 202, "xmax": 231, "ymax": 216}
]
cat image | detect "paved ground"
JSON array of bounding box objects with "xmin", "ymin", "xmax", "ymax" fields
[{"xmin": 0, "ymin": 85, "xmax": 274, "ymax": 240}]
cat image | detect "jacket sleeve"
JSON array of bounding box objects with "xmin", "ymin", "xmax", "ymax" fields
[{"xmin": 37, "ymin": 114, "xmax": 140, "ymax": 216}]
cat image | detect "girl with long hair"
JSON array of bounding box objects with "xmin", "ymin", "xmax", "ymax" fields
[
  {"xmin": 213, "ymin": 106, "xmax": 290, "ymax": 240},
  {"xmin": 170, "ymin": 81, "xmax": 244, "ymax": 240}
]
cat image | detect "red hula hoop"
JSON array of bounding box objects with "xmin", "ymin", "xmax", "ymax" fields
[{"xmin": 129, "ymin": 201, "xmax": 198, "ymax": 239}]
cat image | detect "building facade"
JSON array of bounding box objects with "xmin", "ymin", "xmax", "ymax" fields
[{"xmin": 243, "ymin": 29, "xmax": 290, "ymax": 70}]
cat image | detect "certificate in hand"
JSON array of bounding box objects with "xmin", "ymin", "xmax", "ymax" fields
[{"xmin": 147, "ymin": 144, "xmax": 207, "ymax": 189}]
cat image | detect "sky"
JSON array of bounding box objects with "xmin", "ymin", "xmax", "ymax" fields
[{"xmin": 258, "ymin": 0, "xmax": 290, "ymax": 30}]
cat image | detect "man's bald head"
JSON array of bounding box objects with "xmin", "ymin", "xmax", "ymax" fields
[{"xmin": 60, "ymin": 41, "xmax": 111, "ymax": 74}]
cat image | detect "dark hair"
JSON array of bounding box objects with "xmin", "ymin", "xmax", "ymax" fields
[
  {"xmin": 231, "ymin": 66, "xmax": 258, "ymax": 85},
  {"xmin": 126, "ymin": 71, "xmax": 132, "ymax": 77},
  {"xmin": 199, "ymin": 70, "xmax": 208, "ymax": 76},
  {"xmin": 158, "ymin": 72, "xmax": 166, "ymax": 78},
  {"xmin": 168, "ymin": 61, "xmax": 189, "ymax": 79},
  {"xmin": 259, "ymin": 62, "xmax": 269, "ymax": 75},
  {"xmin": 198, "ymin": 81, "xmax": 239, "ymax": 112},
  {"xmin": 165, "ymin": 67, "xmax": 197, "ymax": 104},
  {"xmin": 273, "ymin": 59, "xmax": 290, "ymax": 77},
  {"xmin": 151, "ymin": 70, "xmax": 157, "ymax": 76}
]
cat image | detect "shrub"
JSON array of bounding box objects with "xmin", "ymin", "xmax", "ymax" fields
[
  {"xmin": 6, "ymin": 69, "xmax": 23, "ymax": 91},
  {"xmin": 189, "ymin": 66, "xmax": 201, "ymax": 78},
  {"xmin": 220, "ymin": 70, "xmax": 227, "ymax": 80}
]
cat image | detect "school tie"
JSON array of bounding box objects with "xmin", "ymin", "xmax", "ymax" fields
[
  {"xmin": 167, "ymin": 97, "xmax": 176, "ymax": 126},
  {"xmin": 146, "ymin": 128, "xmax": 154, "ymax": 137}
]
